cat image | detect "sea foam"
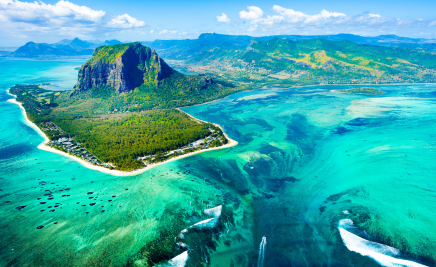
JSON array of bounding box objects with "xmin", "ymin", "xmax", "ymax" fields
[
  {"xmin": 338, "ymin": 219, "xmax": 427, "ymax": 267},
  {"xmin": 157, "ymin": 251, "xmax": 189, "ymax": 267}
]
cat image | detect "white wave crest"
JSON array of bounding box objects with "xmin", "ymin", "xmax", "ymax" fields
[
  {"xmin": 191, "ymin": 217, "xmax": 219, "ymax": 229},
  {"xmin": 156, "ymin": 251, "xmax": 188, "ymax": 267},
  {"xmin": 203, "ymin": 205, "xmax": 222, "ymax": 217},
  {"xmin": 338, "ymin": 219, "xmax": 427, "ymax": 267}
]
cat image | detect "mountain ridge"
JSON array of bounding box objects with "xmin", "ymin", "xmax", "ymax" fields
[
  {"xmin": 8, "ymin": 38, "xmax": 123, "ymax": 57},
  {"xmin": 143, "ymin": 33, "xmax": 436, "ymax": 60}
]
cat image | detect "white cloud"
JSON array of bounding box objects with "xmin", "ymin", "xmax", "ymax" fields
[
  {"xmin": 159, "ymin": 29, "xmax": 178, "ymax": 34},
  {"xmin": 239, "ymin": 6, "xmax": 263, "ymax": 20},
  {"xmin": 108, "ymin": 14, "xmax": 145, "ymax": 29},
  {"xmin": 108, "ymin": 14, "xmax": 145, "ymax": 28},
  {"xmin": 251, "ymin": 6, "xmax": 346, "ymax": 25},
  {"xmin": 0, "ymin": 0, "xmax": 106, "ymax": 23},
  {"xmin": 216, "ymin": 12, "xmax": 230, "ymax": 23},
  {"xmin": 236, "ymin": 5, "xmax": 436, "ymax": 36},
  {"xmin": 0, "ymin": 0, "xmax": 146, "ymax": 38},
  {"xmin": 150, "ymin": 29, "xmax": 154, "ymax": 33}
]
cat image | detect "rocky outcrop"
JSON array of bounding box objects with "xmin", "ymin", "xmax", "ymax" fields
[{"xmin": 73, "ymin": 42, "xmax": 174, "ymax": 94}]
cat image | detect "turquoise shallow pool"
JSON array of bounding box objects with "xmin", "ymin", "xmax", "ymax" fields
[{"xmin": 0, "ymin": 59, "xmax": 435, "ymax": 266}]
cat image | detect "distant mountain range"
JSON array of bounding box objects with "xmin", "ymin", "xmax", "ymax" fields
[
  {"xmin": 4, "ymin": 33, "xmax": 436, "ymax": 58},
  {"xmin": 142, "ymin": 33, "xmax": 436, "ymax": 60},
  {"xmin": 6, "ymin": 38, "xmax": 123, "ymax": 57},
  {"xmin": 177, "ymin": 37, "xmax": 436, "ymax": 87}
]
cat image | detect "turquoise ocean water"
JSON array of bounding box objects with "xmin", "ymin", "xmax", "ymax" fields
[{"xmin": 1, "ymin": 59, "xmax": 435, "ymax": 266}]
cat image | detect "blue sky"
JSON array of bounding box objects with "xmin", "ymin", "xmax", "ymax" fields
[{"xmin": 1, "ymin": 0, "xmax": 436, "ymax": 46}]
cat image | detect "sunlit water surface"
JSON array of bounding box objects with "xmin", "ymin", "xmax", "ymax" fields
[{"xmin": 0, "ymin": 58, "xmax": 435, "ymax": 267}]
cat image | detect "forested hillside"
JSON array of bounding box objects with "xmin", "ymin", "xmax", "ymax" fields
[
  {"xmin": 180, "ymin": 38, "xmax": 436, "ymax": 87},
  {"xmin": 143, "ymin": 33, "xmax": 436, "ymax": 60}
]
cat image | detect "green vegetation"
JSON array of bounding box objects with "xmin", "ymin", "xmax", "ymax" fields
[
  {"xmin": 9, "ymin": 85, "xmax": 58, "ymax": 121},
  {"xmin": 90, "ymin": 43, "xmax": 130, "ymax": 63},
  {"xmin": 53, "ymin": 110, "xmax": 225, "ymax": 170},
  {"xmin": 10, "ymin": 83, "xmax": 230, "ymax": 171},
  {"xmin": 65, "ymin": 75, "xmax": 239, "ymax": 114},
  {"xmin": 334, "ymin": 88, "xmax": 385, "ymax": 95},
  {"xmin": 181, "ymin": 38, "xmax": 436, "ymax": 88}
]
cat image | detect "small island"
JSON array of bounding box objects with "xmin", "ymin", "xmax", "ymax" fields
[{"xmin": 331, "ymin": 88, "xmax": 386, "ymax": 95}]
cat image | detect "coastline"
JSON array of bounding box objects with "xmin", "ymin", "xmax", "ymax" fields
[
  {"xmin": 176, "ymin": 107, "xmax": 238, "ymax": 147},
  {"xmin": 6, "ymin": 89, "xmax": 238, "ymax": 177},
  {"xmin": 6, "ymin": 80, "xmax": 429, "ymax": 176}
]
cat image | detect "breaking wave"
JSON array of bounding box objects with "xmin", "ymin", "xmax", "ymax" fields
[{"xmin": 338, "ymin": 219, "xmax": 427, "ymax": 267}]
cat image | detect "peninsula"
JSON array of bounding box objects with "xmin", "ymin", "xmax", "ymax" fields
[{"xmin": 10, "ymin": 42, "xmax": 241, "ymax": 173}]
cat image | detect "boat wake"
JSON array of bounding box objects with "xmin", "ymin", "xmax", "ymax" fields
[
  {"xmin": 338, "ymin": 219, "xmax": 427, "ymax": 267},
  {"xmin": 258, "ymin": 236, "xmax": 267, "ymax": 267}
]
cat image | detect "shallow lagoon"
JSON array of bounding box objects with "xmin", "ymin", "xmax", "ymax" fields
[{"xmin": 1, "ymin": 59, "xmax": 435, "ymax": 266}]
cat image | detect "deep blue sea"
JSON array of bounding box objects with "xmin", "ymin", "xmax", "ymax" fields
[{"xmin": 1, "ymin": 58, "xmax": 435, "ymax": 267}]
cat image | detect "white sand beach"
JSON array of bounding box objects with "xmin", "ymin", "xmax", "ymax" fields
[{"xmin": 7, "ymin": 89, "xmax": 238, "ymax": 177}]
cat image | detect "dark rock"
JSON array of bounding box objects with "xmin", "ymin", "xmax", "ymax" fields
[{"xmin": 73, "ymin": 43, "xmax": 174, "ymax": 94}]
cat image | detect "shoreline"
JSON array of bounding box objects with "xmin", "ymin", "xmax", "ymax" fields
[
  {"xmin": 176, "ymin": 107, "xmax": 238, "ymax": 146},
  {"xmin": 6, "ymin": 89, "xmax": 238, "ymax": 177},
  {"xmin": 5, "ymin": 81, "xmax": 431, "ymax": 176}
]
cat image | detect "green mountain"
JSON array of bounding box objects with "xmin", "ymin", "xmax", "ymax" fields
[
  {"xmin": 143, "ymin": 33, "xmax": 436, "ymax": 60},
  {"xmin": 102, "ymin": 39, "xmax": 123, "ymax": 46},
  {"xmin": 183, "ymin": 38, "xmax": 436, "ymax": 86},
  {"xmin": 10, "ymin": 43, "xmax": 239, "ymax": 171},
  {"xmin": 73, "ymin": 42, "xmax": 174, "ymax": 94},
  {"xmin": 9, "ymin": 38, "xmax": 122, "ymax": 57},
  {"xmin": 68, "ymin": 42, "xmax": 237, "ymax": 110},
  {"xmin": 57, "ymin": 37, "xmax": 95, "ymax": 50},
  {"xmin": 12, "ymin": 40, "xmax": 94, "ymax": 57},
  {"xmin": 12, "ymin": 42, "xmax": 69, "ymax": 57}
]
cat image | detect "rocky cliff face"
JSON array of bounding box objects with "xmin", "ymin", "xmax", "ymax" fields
[{"xmin": 74, "ymin": 42, "xmax": 174, "ymax": 94}]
